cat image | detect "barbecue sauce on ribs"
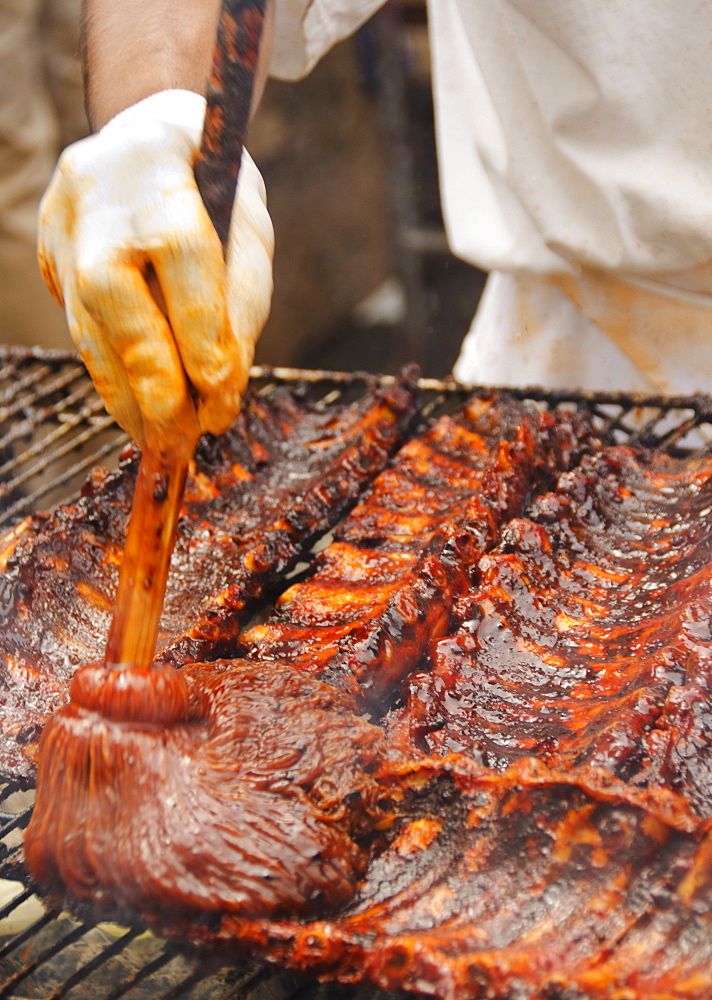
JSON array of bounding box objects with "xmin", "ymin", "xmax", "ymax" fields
[
  {"xmin": 0, "ymin": 374, "xmax": 418, "ymax": 782},
  {"xmin": 240, "ymin": 394, "xmax": 593, "ymax": 705},
  {"xmin": 27, "ymin": 660, "xmax": 389, "ymax": 924},
  {"xmin": 391, "ymin": 446, "xmax": 712, "ymax": 817},
  {"xmin": 12, "ymin": 389, "xmax": 712, "ymax": 999}
]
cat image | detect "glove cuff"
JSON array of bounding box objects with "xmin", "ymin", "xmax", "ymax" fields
[{"xmin": 101, "ymin": 89, "xmax": 207, "ymax": 136}]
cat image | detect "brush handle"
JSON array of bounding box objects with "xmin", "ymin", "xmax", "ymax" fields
[
  {"xmin": 104, "ymin": 448, "xmax": 190, "ymax": 668},
  {"xmin": 104, "ymin": 0, "xmax": 266, "ymax": 670},
  {"xmin": 195, "ymin": 0, "xmax": 268, "ymax": 250}
]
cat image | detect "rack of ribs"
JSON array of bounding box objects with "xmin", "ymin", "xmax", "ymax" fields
[
  {"xmin": 240, "ymin": 393, "xmax": 597, "ymax": 706},
  {"xmin": 390, "ymin": 444, "xmax": 712, "ymax": 818},
  {"xmin": 10, "ymin": 388, "xmax": 712, "ymax": 999},
  {"xmin": 212, "ymin": 757, "xmax": 710, "ymax": 1000},
  {"xmin": 0, "ymin": 372, "xmax": 418, "ymax": 783},
  {"xmin": 192, "ymin": 433, "xmax": 711, "ymax": 999}
]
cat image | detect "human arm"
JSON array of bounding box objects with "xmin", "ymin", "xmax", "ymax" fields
[{"xmin": 82, "ymin": 0, "xmax": 273, "ymax": 129}]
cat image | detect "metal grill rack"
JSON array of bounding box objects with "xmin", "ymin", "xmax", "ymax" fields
[
  {"xmin": 2, "ymin": 346, "xmax": 712, "ymax": 999},
  {"xmin": 3, "ymin": 347, "xmax": 712, "ymax": 534}
]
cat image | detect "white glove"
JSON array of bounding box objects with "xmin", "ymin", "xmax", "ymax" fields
[{"xmin": 38, "ymin": 90, "xmax": 274, "ymax": 453}]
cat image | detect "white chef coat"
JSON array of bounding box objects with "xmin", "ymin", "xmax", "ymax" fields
[{"xmin": 270, "ymin": 1, "xmax": 712, "ymax": 393}]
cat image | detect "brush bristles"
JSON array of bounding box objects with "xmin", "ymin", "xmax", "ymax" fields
[{"xmin": 24, "ymin": 660, "xmax": 388, "ymax": 929}]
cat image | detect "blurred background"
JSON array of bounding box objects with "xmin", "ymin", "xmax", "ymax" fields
[
  {"xmin": 252, "ymin": 0, "xmax": 486, "ymax": 377},
  {"xmin": 1, "ymin": 0, "xmax": 486, "ymax": 379}
]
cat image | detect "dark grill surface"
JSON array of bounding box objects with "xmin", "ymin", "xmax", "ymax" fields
[{"xmin": 2, "ymin": 346, "xmax": 712, "ymax": 1000}]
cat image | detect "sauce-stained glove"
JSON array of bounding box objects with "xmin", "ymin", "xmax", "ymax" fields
[{"xmin": 37, "ymin": 90, "xmax": 274, "ymax": 453}]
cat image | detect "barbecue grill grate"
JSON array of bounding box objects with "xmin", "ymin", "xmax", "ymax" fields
[
  {"xmin": 2, "ymin": 345, "xmax": 712, "ymax": 1000},
  {"xmin": 3, "ymin": 347, "xmax": 712, "ymax": 533}
]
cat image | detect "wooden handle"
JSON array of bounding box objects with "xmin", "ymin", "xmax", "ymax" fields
[
  {"xmin": 104, "ymin": 450, "xmax": 189, "ymax": 667},
  {"xmin": 104, "ymin": 2, "xmax": 266, "ymax": 668},
  {"xmin": 195, "ymin": 0, "xmax": 267, "ymax": 250}
]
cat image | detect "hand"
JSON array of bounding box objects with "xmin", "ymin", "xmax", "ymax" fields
[{"xmin": 38, "ymin": 90, "xmax": 274, "ymax": 453}]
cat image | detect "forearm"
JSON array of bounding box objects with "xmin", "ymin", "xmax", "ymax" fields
[{"xmin": 81, "ymin": 0, "xmax": 274, "ymax": 130}]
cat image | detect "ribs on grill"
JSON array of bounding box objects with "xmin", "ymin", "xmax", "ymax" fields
[
  {"xmin": 13, "ymin": 389, "xmax": 712, "ymax": 999},
  {"xmin": 239, "ymin": 393, "xmax": 595, "ymax": 705},
  {"xmin": 0, "ymin": 372, "xmax": 418, "ymax": 783}
]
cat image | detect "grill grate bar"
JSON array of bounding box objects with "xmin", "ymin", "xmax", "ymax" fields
[
  {"xmin": 0, "ymin": 919, "xmax": 87, "ymax": 997},
  {"xmin": 99, "ymin": 944, "xmax": 183, "ymax": 1000},
  {"xmin": 0, "ymin": 408, "xmax": 117, "ymax": 491},
  {"xmin": 225, "ymin": 966, "xmax": 283, "ymax": 997},
  {"xmin": 0, "ymin": 361, "xmax": 20, "ymax": 386},
  {"xmin": 588, "ymin": 404, "xmax": 627, "ymax": 438},
  {"xmin": 651, "ymin": 413, "xmax": 701, "ymax": 449},
  {"xmin": 0, "ymin": 910, "xmax": 55, "ymax": 967},
  {"xmin": 0, "ymin": 363, "xmax": 54, "ymax": 409},
  {"xmin": 0, "ymin": 847, "xmax": 26, "ymax": 880},
  {"xmin": 0, "ymin": 810, "xmax": 30, "ymax": 842},
  {"xmin": 0, "ymin": 427, "xmax": 127, "ymax": 529},
  {"xmin": 622, "ymin": 409, "xmax": 669, "ymax": 446},
  {"xmin": 159, "ymin": 966, "xmax": 217, "ymax": 1000},
  {"xmin": 0, "ymin": 366, "xmax": 88, "ymax": 425},
  {"xmin": 45, "ymin": 926, "xmax": 143, "ymax": 1000},
  {"xmin": 0, "ymin": 381, "xmax": 100, "ymax": 458},
  {"xmin": 0, "ymin": 886, "xmax": 32, "ymax": 924}
]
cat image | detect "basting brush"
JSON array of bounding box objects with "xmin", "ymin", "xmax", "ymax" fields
[{"xmin": 20, "ymin": 0, "xmax": 387, "ymax": 928}]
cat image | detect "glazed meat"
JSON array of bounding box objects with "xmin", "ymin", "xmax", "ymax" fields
[
  {"xmin": 390, "ymin": 446, "xmax": 712, "ymax": 818},
  {"xmin": 211, "ymin": 758, "xmax": 711, "ymax": 1000},
  {"xmin": 34, "ymin": 665, "xmax": 710, "ymax": 1000},
  {"xmin": 241, "ymin": 393, "xmax": 594, "ymax": 706},
  {"xmin": 14, "ymin": 389, "xmax": 712, "ymax": 1000},
  {"xmin": 179, "ymin": 437, "xmax": 711, "ymax": 999},
  {"xmin": 0, "ymin": 374, "xmax": 418, "ymax": 782}
]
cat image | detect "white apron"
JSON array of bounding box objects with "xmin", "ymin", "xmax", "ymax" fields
[
  {"xmin": 270, "ymin": 1, "xmax": 712, "ymax": 393},
  {"xmin": 454, "ymin": 267, "xmax": 712, "ymax": 393}
]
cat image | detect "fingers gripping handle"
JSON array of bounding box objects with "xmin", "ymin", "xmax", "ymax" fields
[{"xmin": 195, "ymin": 0, "xmax": 268, "ymax": 250}]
